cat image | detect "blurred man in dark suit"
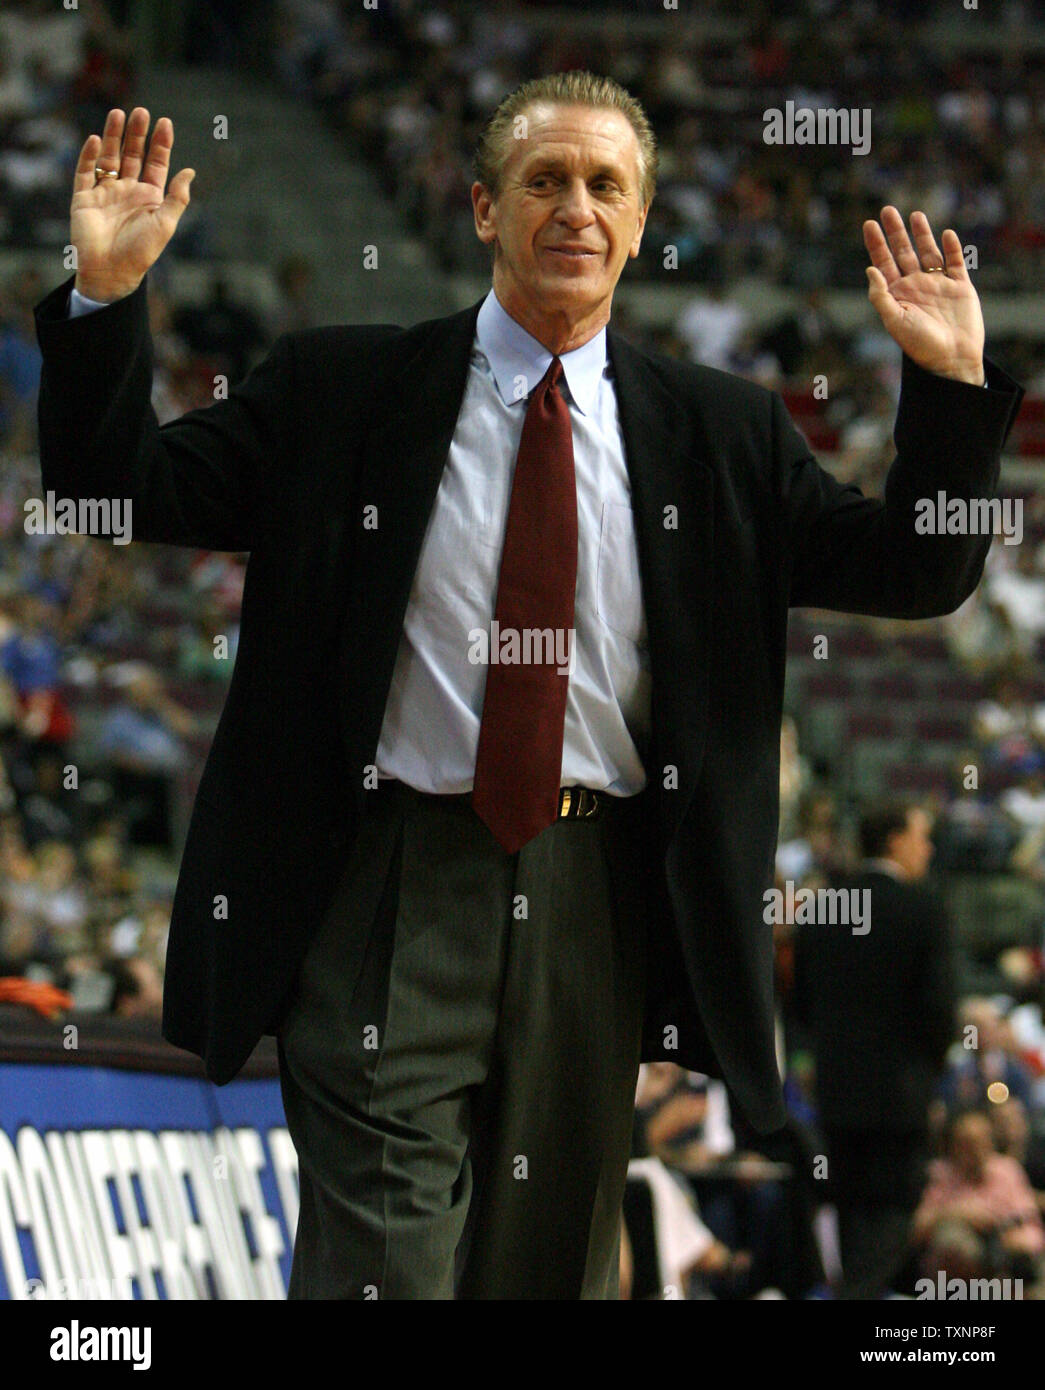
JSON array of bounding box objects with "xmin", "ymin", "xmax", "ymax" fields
[{"xmin": 794, "ymin": 796, "xmax": 957, "ymax": 1298}]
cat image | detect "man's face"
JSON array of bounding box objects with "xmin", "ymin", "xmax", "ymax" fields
[
  {"xmin": 471, "ymin": 103, "xmax": 649, "ymax": 347},
  {"xmin": 888, "ymin": 807, "xmax": 934, "ymax": 881}
]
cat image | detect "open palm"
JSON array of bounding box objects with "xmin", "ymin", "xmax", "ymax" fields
[
  {"xmin": 863, "ymin": 206, "xmax": 985, "ymax": 386},
  {"xmin": 71, "ymin": 107, "xmax": 195, "ymax": 301}
]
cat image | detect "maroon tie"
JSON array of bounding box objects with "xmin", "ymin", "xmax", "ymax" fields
[{"xmin": 472, "ymin": 356, "xmax": 577, "ymax": 852}]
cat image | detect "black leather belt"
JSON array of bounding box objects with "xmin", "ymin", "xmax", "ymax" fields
[{"xmin": 371, "ymin": 779, "xmax": 611, "ymax": 820}]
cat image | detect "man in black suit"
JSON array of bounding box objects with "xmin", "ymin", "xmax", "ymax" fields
[
  {"xmin": 794, "ymin": 796, "xmax": 958, "ymax": 1298},
  {"xmin": 34, "ymin": 71, "xmax": 1022, "ymax": 1298}
]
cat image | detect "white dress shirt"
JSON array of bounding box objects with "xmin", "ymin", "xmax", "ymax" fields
[
  {"xmin": 374, "ymin": 288, "xmax": 650, "ymax": 795},
  {"xmin": 68, "ymin": 283, "xmax": 652, "ymax": 795},
  {"xmin": 864, "ymin": 857, "xmax": 905, "ymax": 880}
]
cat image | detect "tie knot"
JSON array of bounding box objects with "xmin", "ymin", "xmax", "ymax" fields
[{"xmin": 543, "ymin": 356, "xmax": 564, "ymax": 394}]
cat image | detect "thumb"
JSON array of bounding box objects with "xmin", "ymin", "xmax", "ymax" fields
[{"xmin": 165, "ymin": 167, "xmax": 195, "ymax": 213}]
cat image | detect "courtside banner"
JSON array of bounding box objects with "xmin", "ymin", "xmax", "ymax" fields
[{"xmin": 0, "ymin": 1063, "xmax": 297, "ymax": 1300}]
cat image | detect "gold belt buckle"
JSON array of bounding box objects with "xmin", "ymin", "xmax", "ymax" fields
[{"xmin": 560, "ymin": 787, "xmax": 599, "ymax": 819}]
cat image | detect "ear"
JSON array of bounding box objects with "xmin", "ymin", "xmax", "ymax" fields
[
  {"xmin": 472, "ymin": 181, "xmax": 497, "ymax": 246},
  {"xmin": 629, "ymin": 199, "xmax": 651, "ymax": 258}
]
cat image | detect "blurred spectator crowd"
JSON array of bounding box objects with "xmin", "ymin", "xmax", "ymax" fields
[
  {"xmin": 622, "ymin": 763, "xmax": 1045, "ymax": 1299},
  {"xmin": 270, "ymin": 0, "xmax": 1045, "ymax": 292},
  {"xmin": 0, "ymin": 4, "xmax": 318, "ymax": 1024},
  {"xmin": 0, "ymin": 456, "xmax": 250, "ymax": 1022},
  {"xmin": 266, "ymin": 0, "xmax": 1045, "ymax": 459}
]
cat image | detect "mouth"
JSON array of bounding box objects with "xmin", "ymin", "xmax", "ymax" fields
[{"xmin": 544, "ymin": 247, "xmax": 599, "ymax": 260}]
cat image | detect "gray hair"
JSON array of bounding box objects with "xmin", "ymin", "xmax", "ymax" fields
[{"xmin": 473, "ymin": 69, "xmax": 658, "ymax": 208}]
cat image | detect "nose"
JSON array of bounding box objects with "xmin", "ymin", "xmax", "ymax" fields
[{"xmin": 556, "ymin": 177, "xmax": 597, "ymax": 225}]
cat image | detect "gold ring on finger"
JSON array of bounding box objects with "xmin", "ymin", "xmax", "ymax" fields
[{"xmin": 94, "ymin": 167, "xmax": 119, "ymax": 182}]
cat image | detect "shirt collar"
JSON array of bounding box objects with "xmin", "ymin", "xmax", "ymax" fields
[
  {"xmin": 865, "ymin": 857, "xmax": 906, "ymax": 881},
  {"xmin": 475, "ymin": 286, "xmax": 608, "ymax": 417}
]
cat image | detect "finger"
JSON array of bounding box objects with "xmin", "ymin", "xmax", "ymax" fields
[
  {"xmin": 866, "ymin": 264, "xmax": 904, "ymax": 335},
  {"xmin": 880, "ymin": 204, "xmax": 921, "ymax": 275},
  {"xmin": 118, "ymin": 107, "xmax": 151, "ymax": 181},
  {"xmin": 941, "ymin": 227, "xmax": 971, "ymax": 282},
  {"xmin": 909, "ymin": 209, "xmax": 945, "ymax": 271},
  {"xmin": 73, "ymin": 133, "xmax": 103, "ymax": 194},
  {"xmin": 96, "ymin": 108, "xmax": 125, "ymax": 173},
  {"xmin": 141, "ymin": 116, "xmax": 174, "ymax": 192},
  {"xmin": 862, "ymin": 218, "xmax": 901, "ymax": 286}
]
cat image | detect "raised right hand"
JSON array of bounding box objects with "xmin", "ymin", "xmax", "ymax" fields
[{"xmin": 71, "ymin": 107, "xmax": 195, "ymax": 303}]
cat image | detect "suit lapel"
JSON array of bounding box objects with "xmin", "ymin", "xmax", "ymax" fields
[
  {"xmin": 607, "ymin": 329, "xmax": 715, "ymax": 846},
  {"xmin": 337, "ymin": 302, "xmax": 715, "ymax": 845},
  {"xmin": 338, "ymin": 298, "xmax": 483, "ymax": 791}
]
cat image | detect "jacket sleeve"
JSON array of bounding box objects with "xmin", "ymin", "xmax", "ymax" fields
[
  {"xmin": 780, "ymin": 352, "xmax": 1025, "ymax": 618},
  {"xmin": 33, "ymin": 273, "xmax": 296, "ymax": 552}
]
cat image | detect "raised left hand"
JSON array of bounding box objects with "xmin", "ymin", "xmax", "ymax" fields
[{"xmin": 863, "ymin": 206, "xmax": 985, "ymax": 385}]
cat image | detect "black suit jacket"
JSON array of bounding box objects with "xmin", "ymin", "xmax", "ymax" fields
[
  {"xmin": 33, "ymin": 273, "xmax": 1024, "ymax": 1132},
  {"xmin": 793, "ymin": 868, "xmax": 958, "ymax": 1131}
]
